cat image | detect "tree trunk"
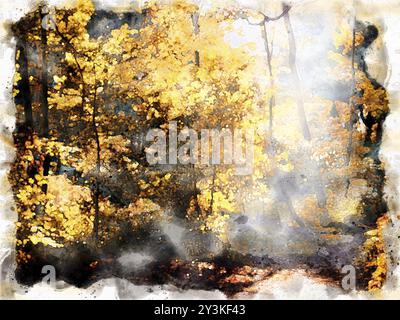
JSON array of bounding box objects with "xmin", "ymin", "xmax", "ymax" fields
[
  {"xmin": 191, "ymin": 12, "xmax": 200, "ymax": 67},
  {"xmin": 261, "ymin": 22, "xmax": 275, "ymax": 136},
  {"xmin": 189, "ymin": 11, "xmax": 200, "ymax": 214},
  {"xmin": 209, "ymin": 167, "xmax": 216, "ymax": 214},
  {"xmin": 39, "ymin": 9, "xmax": 51, "ymax": 194},
  {"xmin": 283, "ymin": 6, "xmax": 311, "ymax": 141},
  {"xmin": 282, "ymin": 5, "xmax": 327, "ymax": 209},
  {"xmin": 346, "ymin": 18, "xmax": 357, "ymax": 166},
  {"xmin": 39, "ymin": 9, "xmax": 49, "ymax": 138},
  {"xmin": 16, "ymin": 36, "xmax": 33, "ymax": 132},
  {"xmin": 92, "ymin": 80, "xmax": 101, "ymax": 244},
  {"xmin": 345, "ymin": 18, "xmax": 357, "ymax": 195}
]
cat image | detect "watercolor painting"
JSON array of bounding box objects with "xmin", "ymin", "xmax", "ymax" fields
[{"xmin": 1, "ymin": 0, "xmax": 400, "ymax": 300}]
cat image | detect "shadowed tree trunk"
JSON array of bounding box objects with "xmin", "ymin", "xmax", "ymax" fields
[
  {"xmin": 16, "ymin": 35, "xmax": 33, "ymax": 132},
  {"xmin": 39, "ymin": 8, "xmax": 51, "ymax": 194},
  {"xmin": 345, "ymin": 17, "xmax": 357, "ymax": 195},
  {"xmin": 39, "ymin": 8, "xmax": 49, "ymax": 138},
  {"xmin": 92, "ymin": 76, "xmax": 101, "ymax": 244},
  {"xmin": 189, "ymin": 10, "xmax": 201, "ymax": 214}
]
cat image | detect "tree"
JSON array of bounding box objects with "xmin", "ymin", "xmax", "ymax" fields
[{"xmin": 10, "ymin": 0, "xmax": 389, "ymax": 290}]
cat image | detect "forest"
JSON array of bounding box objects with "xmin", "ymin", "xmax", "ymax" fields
[{"xmin": 10, "ymin": 0, "xmax": 389, "ymax": 294}]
